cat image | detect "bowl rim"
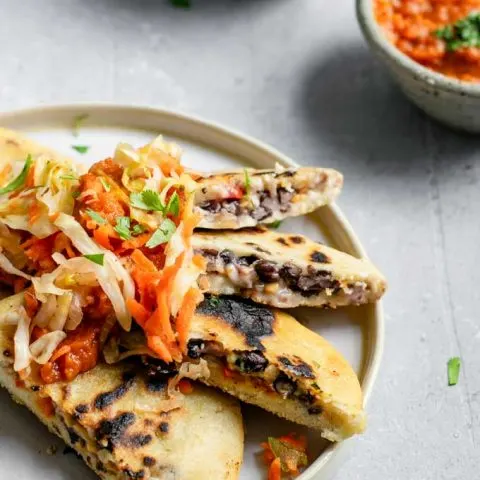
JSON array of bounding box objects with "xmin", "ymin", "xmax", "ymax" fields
[{"xmin": 356, "ymin": 0, "xmax": 480, "ymax": 97}]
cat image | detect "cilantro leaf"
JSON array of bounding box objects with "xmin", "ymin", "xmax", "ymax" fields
[
  {"xmin": 100, "ymin": 177, "xmax": 111, "ymax": 192},
  {"xmin": 268, "ymin": 220, "xmax": 282, "ymax": 229},
  {"xmin": 166, "ymin": 192, "xmax": 180, "ymax": 216},
  {"xmin": 72, "ymin": 145, "xmax": 90, "ymax": 154},
  {"xmin": 73, "ymin": 114, "xmax": 89, "ymax": 137},
  {"xmin": 171, "ymin": 0, "xmax": 190, "ymax": 8},
  {"xmin": 0, "ymin": 155, "xmax": 33, "ymax": 195},
  {"xmin": 142, "ymin": 190, "xmax": 165, "ymax": 211},
  {"xmin": 114, "ymin": 217, "xmax": 131, "ymax": 240},
  {"xmin": 130, "ymin": 190, "xmax": 165, "ymax": 212},
  {"xmin": 129, "ymin": 192, "xmax": 150, "ymax": 210},
  {"xmin": 208, "ymin": 296, "xmax": 220, "ymax": 307},
  {"xmin": 84, "ymin": 253, "xmax": 104, "ymax": 266},
  {"xmin": 85, "ymin": 209, "xmax": 107, "ymax": 225},
  {"xmin": 72, "ymin": 190, "xmax": 81, "ymax": 199},
  {"xmin": 448, "ymin": 357, "xmax": 461, "ymax": 386},
  {"xmin": 132, "ymin": 224, "xmax": 146, "ymax": 236},
  {"xmin": 244, "ymin": 168, "xmax": 251, "ymax": 198},
  {"xmin": 436, "ymin": 13, "xmax": 480, "ymax": 51},
  {"xmin": 146, "ymin": 219, "xmax": 176, "ymax": 248}
]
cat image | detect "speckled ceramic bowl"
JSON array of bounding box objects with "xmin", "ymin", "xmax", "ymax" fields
[{"xmin": 357, "ymin": 0, "xmax": 480, "ymax": 133}]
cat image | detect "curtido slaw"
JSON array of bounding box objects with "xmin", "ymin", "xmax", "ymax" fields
[{"xmin": 0, "ymin": 136, "xmax": 205, "ymax": 382}]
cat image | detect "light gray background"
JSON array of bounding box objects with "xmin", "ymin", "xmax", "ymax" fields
[{"xmin": 0, "ymin": 1, "xmax": 478, "ymax": 479}]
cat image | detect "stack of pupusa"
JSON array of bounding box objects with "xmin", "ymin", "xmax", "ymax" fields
[
  {"xmin": 0, "ymin": 127, "xmax": 386, "ymax": 479},
  {"xmin": 184, "ymin": 164, "xmax": 386, "ymax": 441}
]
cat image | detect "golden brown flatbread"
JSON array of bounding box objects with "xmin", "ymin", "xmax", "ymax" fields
[
  {"xmin": 0, "ymin": 293, "xmax": 244, "ymax": 480},
  {"xmin": 193, "ymin": 228, "xmax": 386, "ymax": 309},
  {"xmin": 195, "ymin": 167, "xmax": 343, "ymax": 229},
  {"xmin": 183, "ymin": 296, "xmax": 366, "ymax": 442}
]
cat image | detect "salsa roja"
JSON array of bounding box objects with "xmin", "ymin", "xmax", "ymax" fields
[{"xmin": 374, "ymin": 0, "xmax": 480, "ymax": 82}]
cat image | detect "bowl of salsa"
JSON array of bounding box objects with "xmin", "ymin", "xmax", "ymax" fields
[{"xmin": 357, "ymin": 0, "xmax": 480, "ymax": 132}]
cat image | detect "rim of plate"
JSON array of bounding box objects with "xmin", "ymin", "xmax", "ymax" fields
[{"xmin": 0, "ymin": 103, "xmax": 385, "ymax": 480}]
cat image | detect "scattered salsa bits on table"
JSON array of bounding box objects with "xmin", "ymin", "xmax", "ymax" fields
[{"xmin": 374, "ymin": 0, "xmax": 480, "ymax": 82}]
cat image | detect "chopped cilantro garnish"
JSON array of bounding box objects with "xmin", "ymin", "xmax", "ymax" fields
[
  {"xmin": 244, "ymin": 168, "xmax": 251, "ymax": 198},
  {"xmin": 166, "ymin": 192, "xmax": 180, "ymax": 216},
  {"xmin": 146, "ymin": 219, "xmax": 176, "ymax": 248},
  {"xmin": 436, "ymin": 14, "xmax": 480, "ymax": 51},
  {"xmin": 448, "ymin": 357, "xmax": 461, "ymax": 386},
  {"xmin": 71, "ymin": 145, "xmax": 90, "ymax": 154},
  {"xmin": 267, "ymin": 437, "xmax": 308, "ymax": 472},
  {"xmin": 142, "ymin": 190, "xmax": 165, "ymax": 211},
  {"xmin": 209, "ymin": 296, "xmax": 220, "ymax": 307},
  {"xmin": 73, "ymin": 114, "xmax": 89, "ymax": 137},
  {"xmin": 130, "ymin": 190, "xmax": 165, "ymax": 212},
  {"xmin": 132, "ymin": 224, "xmax": 146, "ymax": 236},
  {"xmin": 114, "ymin": 217, "xmax": 131, "ymax": 240},
  {"xmin": 171, "ymin": 0, "xmax": 190, "ymax": 8},
  {"xmin": 84, "ymin": 253, "xmax": 104, "ymax": 266},
  {"xmin": 72, "ymin": 190, "xmax": 81, "ymax": 199},
  {"xmin": 85, "ymin": 209, "xmax": 107, "ymax": 225},
  {"xmin": 0, "ymin": 155, "xmax": 32, "ymax": 195},
  {"xmin": 100, "ymin": 177, "xmax": 111, "ymax": 192},
  {"xmin": 60, "ymin": 173, "xmax": 78, "ymax": 181},
  {"xmin": 269, "ymin": 220, "xmax": 282, "ymax": 229}
]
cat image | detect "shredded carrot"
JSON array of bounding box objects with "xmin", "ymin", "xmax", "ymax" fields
[
  {"xmin": 131, "ymin": 249, "xmax": 157, "ymax": 272},
  {"xmin": 28, "ymin": 201, "xmax": 42, "ymax": 225},
  {"xmin": 24, "ymin": 290, "xmax": 39, "ymax": 318},
  {"xmin": 147, "ymin": 335, "xmax": 173, "ymax": 363},
  {"xmin": 54, "ymin": 233, "xmax": 76, "ymax": 258},
  {"xmin": 176, "ymin": 287, "xmax": 202, "ymax": 353},
  {"xmin": 126, "ymin": 298, "xmax": 150, "ymax": 328},
  {"xmin": 25, "ymin": 167, "xmax": 35, "ymax": 188},
  {"xmin": 178, "ymin": 379, "xmax": 194, "ymax": 394},
  {"xmin": 120, "ymin": 233, "xmax": 150, "ymax": 250},
  {"xmin": 146, "ymin": 290, "xmax": 176, "ymax": 344},
  {"xmin": 50, "ymin": 345, "xmax": 71, "ymax": 363},
  {"xmin": 93, "ymin": 226, "xmax": 114, "ymax": 250},
  {"xmin": 268, "ymin": 458, "xmax": 281, "ymax": 480}
]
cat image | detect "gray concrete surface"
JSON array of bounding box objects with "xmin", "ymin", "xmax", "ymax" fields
[{"xmin": 0, "ymin": 0, "xmax": 478, "ymax": 479}]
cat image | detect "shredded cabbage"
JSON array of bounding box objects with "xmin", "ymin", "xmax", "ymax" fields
[
  {"xmin": 30, "ymin": 331, "xmax": 67, "ymax": 364},
  {"xmin": 32, "ymin": 272, "xmax": 68, "ymax": 303},
  {"xmin": 48, "ymin": 292, "xmax": 73, "ymax": 331},
  {"xmin": 54, "ymin": 213, "xmax": 133, "ymax": 330},
  {"xmin": 34, "ymin": 295, "xmax": 57, "ymax": 328},
  {"xmin": 13, "ymin": 307, "xmax": 31, "ymax": 371},
  {"xmin": 0, "ymin": 251, "xmax": 31, "ymax": 280},
  {"xmin": 0, "ymin": 155, "xmax": 79, "ymax": 238},
  {"xmin": 65, "ymin": 292, "xmax": 83, "ymax": 330}
]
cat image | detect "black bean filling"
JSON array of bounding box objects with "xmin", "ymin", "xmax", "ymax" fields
[
  {"xmin": 255, "ymin": 260, "xmax": 280, "ymax": 283},
  {"xmin": 187, "ymin": 343, "xmax": 322, "ymax": 415},
  {"xmin": 198, "ymin": 186, "xmax": 295, "ymax": 218},
  {"xmin": 139, "ymin": 357, "xmax": 178, "ymax": 392},
  {"xmin": 198, "ymin": 249, "xmax": 340, "ymax": 296},
  {"xmin": 234, "ymin": 350, "xmax": 268, "ymax": 373},
  {"xmin": 187, "ymin": 339, "xmax": 205, "ymax": 359},
  {"xmin": 273, "ymin": 373, "xmax": 297, "ymax": 398}
]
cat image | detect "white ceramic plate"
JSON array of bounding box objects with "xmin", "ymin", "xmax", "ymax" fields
[{"xmin": 0, "ymin": 105, "xmax": 384, "ymax": 480}]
